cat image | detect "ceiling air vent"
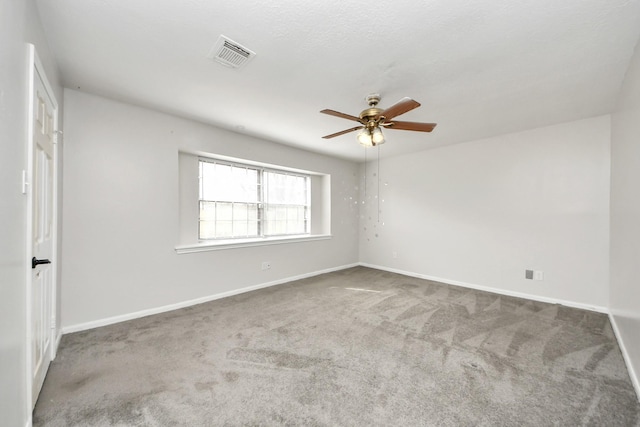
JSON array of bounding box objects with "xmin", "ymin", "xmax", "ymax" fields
[{"xmin": 208, "ymin": 35, "xmax": 255, "ymax": 69}]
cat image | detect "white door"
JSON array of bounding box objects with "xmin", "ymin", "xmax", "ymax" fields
[{"xmin": 27, "ymin": 46, "xmax": 58, "ymax": 408}]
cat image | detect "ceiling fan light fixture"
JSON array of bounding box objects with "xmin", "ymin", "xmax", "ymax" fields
[
  {"xmin": 357, "ymin": 128, "xmax": 374, "ymax": 147},
  {"xmin": 371, "ymin": 127, "xmax": 385, "ymax": 145},
  {"xmin": 358, "ymin": 126, "xmax": 385, "ymax": 147}
]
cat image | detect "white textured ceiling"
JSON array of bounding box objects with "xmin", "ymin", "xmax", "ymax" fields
[{"xmin": 36, "ymin": 0, "xmax": 640, "ymax": 161}]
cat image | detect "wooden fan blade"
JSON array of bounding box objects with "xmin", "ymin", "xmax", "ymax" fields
[
  {"xmin": 378, "ymin": 97, "xmax": 421, "ymax": 120},
  {"xmin": 322, "ymin": 126, "xmax": 363, "ymax": 139},
  {"xmin": 320, "ymin": 109, "xmax": 362, "ymax": 122},
  {"xmin": 383, "ymin": 121, "xmax": 437, "ymax": 132}
]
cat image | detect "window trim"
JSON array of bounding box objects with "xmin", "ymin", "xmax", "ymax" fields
[{"xmin": 175, "ymin": 233, "xmax": 332, "ymax": 254}]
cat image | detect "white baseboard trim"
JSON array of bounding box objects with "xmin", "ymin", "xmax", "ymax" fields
[
  {"xmin": 608, "ymin": 312, "xmax": 640, "ymax": 402},
  {"xmin": 26, "ymin": 414, "xmax": 32, "ymax": 427},
  {"xmin": 359, "ymin": 263, "xmax": 609, "ymax": 314},
  {"xmin": 61, "ymin": 263, "xmax": 359, "ymax": 334},
  {"xmin": 52, "ymin": 329, "xmax": 62, "ymax": 359}
]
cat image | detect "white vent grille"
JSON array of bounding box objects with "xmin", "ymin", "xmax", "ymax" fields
[{"xmin": 208, "ymin": 35, "xmax": 255, "ymax": 69}]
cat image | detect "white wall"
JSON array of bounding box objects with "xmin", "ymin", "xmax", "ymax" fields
[
  {"xmin": 61, "ymin": 89, "xmax": 360, "ymax": 329},
  {"xmin": 0, "ymin": 0, "xmax": 62, "ymax": 424},
  {"xmin": 610, "ymin": 37, "xmax": 640, "ymax": 395},
  {"xmin": 360, "ymin": 116, "xmax": 611, "ymax": 310}
]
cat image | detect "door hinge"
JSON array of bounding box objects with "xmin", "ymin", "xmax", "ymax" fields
[
  {"xmin": 22, "ymin": 170, "xmax": 28, "ymax": 194},
  {"xmin": 53, "ymin": 130, "xmax": 63, "ymax": 144}
]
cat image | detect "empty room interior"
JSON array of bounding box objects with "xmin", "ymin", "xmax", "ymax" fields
[{"xmin": 2, "ymin": 0, "xmax": 640, "ymax": 425}]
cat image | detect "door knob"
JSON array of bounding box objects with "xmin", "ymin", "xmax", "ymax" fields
[{"xmin": 32, "ymin": 257, "xmax": 51, "ymax": 269}]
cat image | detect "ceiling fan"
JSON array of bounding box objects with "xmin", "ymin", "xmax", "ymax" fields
[{"xmin": 320, "ymin": 94, "xmax": 436, "ymax": 147}]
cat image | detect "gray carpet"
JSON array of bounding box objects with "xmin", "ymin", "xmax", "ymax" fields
[{"xmin": 34, "ymin": 267, "xmax": 640, "ymax": 426}]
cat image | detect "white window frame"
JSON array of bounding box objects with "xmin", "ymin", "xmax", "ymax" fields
[
  {"xmin": 176, "ymin": 151, "xmax": 332, "ymax": 254},
  {"xmin": 198, "ymin": 157, "xmax": 311, "ymax": 240}
]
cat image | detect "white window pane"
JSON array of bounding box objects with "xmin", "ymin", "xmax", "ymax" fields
[
  {"xmin": 233, "ymin": 220, "xmax": 248, "ymax": 237},
  {"xmin": 199, "ymin": 161, "xmax": 211, "ymax": 200},
  {"xmin": 263, "ymin": 219, "xmax": 273, "ymax": 235},
  {"xmin": 201, "ymin": 162, "xmax": 259, "ymax": 203},
  {"xmin": 216, "ymin": 221, "xmax": 233, "ymax": 238},
  {"xmin": 244, "ymin": 169, "xmax": 259, "ymax": 202},
  {"xmin": 266, "ymin": 173, "xmax": 306, "ymax": 205},
  {"xmin": 265, "ymin": 172, "xmax": 286, "ymax": 204},
  {"xmin": 248, "ymin": 221, "xmax": 258, "ymax": 236},
  {"xmin": 248, "ymin": 204, "xmax": 258, "ymax": 220},
  {"xmin": 264, "ymin": 219, "xmax": 291, "ymax": 236},
  {"xmin": 233, "ymin": 203, "xmax": 248, "ymax": 220},
  {"xmin": 202, "ymin": 163, "xmax": 229, "ymax": 201},
  {"xmin": 265, "ymin": 205, "xmax": 276, "ymax": 220},
  {"xmin": 200, "ymin": 201, "xmax": 216, "ymax": 220},
  {"xmin": 199, "ymin": 221, "xmax": 216, "ymax": 239},
  {"xmin": 217, "ymin": 202, "xmax": 233, "ymax": 220},
  {"xmin": 287, "ymin": 206, "xmax": 299, "ymax": 220},
  {"xmin": 289, "ymin": 220, "xmax": 305, "ymax": 234},
  {"xmin": 230, "ymin": 167, "xmax": 256, "ymax": 203},
  {"xmin": 266, "ymin": 220, "xmax": 274, "ymax": 235}
]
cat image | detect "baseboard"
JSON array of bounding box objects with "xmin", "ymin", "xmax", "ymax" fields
[
  {"xmin": 52, "ymin": 329, "xmax": 62, "ymax": 358},
  {"xmin": 608, "ymin": 312, "xmax": 640, "ymax": 402},
  {"xmin": 26, "ymin": 414, "xmax": 32, "ymax": 427},
  {"xmin": 358, "ymin": 263, "xmax": 609, "ymax": 314},
  {"xmin": 61, "ymin": 263, "xmax": 359, "ymax": 334}
]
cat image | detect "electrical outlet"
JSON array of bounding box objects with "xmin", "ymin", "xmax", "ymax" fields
[
  {"xmin": 525, "ymin": 270, "xmax": 534, "ymax": 280},
  {"xmin": 392, "ymin": 251, "xmax": 398, "ymax": 259},
  {"xmin": 534, "ymin": 271, "xmax": 544, "ymax": 281},
  {"xmin": 261, "ymin": 261, "xmax": 271, "ymax": 270}
]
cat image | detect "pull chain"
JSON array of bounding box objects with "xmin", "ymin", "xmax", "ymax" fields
[
  {"xmin": 377, "ymin": 144, "xmax": 381, "ymax": 223},
  {"xmin": 363, "ymin": 146, "xmax": 367, "ymax": 203}
]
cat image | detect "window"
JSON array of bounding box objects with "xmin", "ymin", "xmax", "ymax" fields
[
  {"xmin": 177, "ymin": 151, "xmax": 330, "ymax": 253},
  {"xmin": 198, "ymin": 158, "xmax": 310, "ymax": 240}
]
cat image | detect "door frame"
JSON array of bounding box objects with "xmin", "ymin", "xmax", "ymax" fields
[{"xmin": 25, "ymin": 43, "xmax": 60, "ymax": 411}]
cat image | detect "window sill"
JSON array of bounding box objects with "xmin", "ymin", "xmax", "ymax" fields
[{"xmin": 175, "ymin": 234, "xmax": 332, "ymax": 254}]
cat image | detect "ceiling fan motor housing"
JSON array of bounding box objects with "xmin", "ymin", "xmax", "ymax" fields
[{"xmin": 359, "ymin": 107, "xmax": 384, "ymax": 124}]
